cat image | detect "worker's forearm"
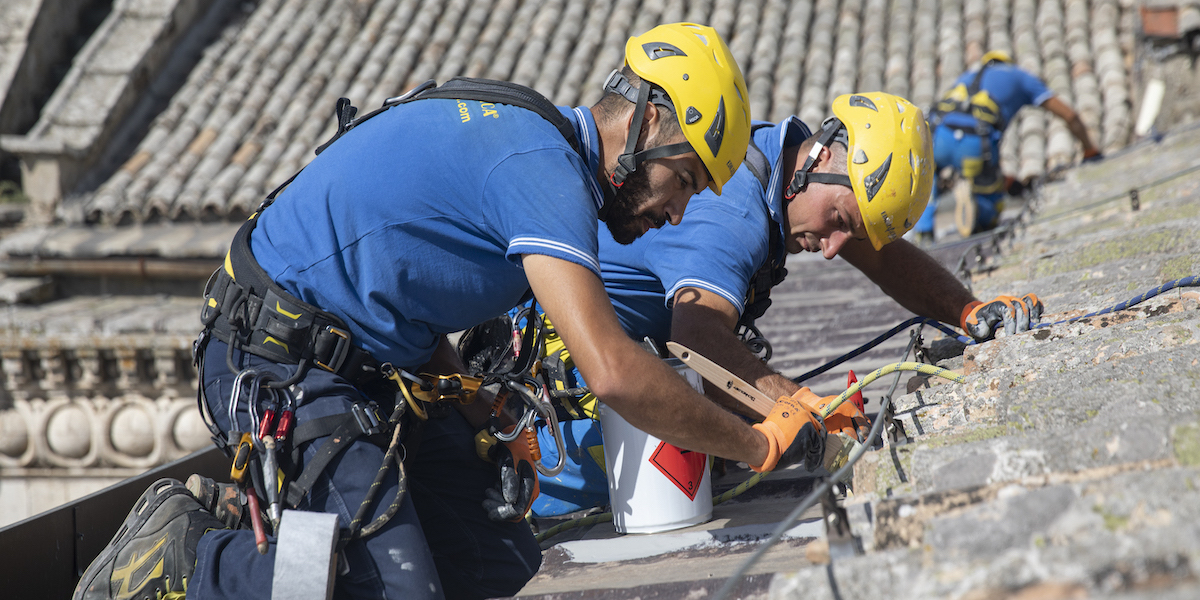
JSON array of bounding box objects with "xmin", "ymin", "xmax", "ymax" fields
[
  {"xmin": 598, "ymin": 351, "xmax": 769, "ymax": 465},
  {"xmin": 1065, "ymin": 115, "xmax": 1098, "ymax": 153},
  {"xmin": 848, "ymin": 240, "xmax": 976, "ymax": 325},
  {"xmin": 672, "ymin": 314, "xmax": 801, "ymax": 415}
]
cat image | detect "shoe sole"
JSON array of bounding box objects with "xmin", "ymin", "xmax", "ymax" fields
[{"xmin": 73, "ymin": 478, "xmax": 189, "ymax": 599}]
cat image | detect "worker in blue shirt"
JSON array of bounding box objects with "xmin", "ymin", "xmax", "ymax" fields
[
  {"xmin": 74, "ymin": 23, "xmax": 805, "ymax": 600},
  {"xmin": 912, "ymin": 50, "xmax": 1101, "ymax": 242},
  {"xmin": 530, "ymin": 92, "xmax": 1048, "ymax": 517}
]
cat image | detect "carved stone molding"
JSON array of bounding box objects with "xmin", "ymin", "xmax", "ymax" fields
[
  {"xmin": 0, "ymin": 395, "xmax": 210, "ymax": 470},
  {"xmin": 0, "ymin": 336, "xmax": 211, "ymax": 471}
]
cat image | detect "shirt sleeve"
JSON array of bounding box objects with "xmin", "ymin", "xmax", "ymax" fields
[
  {"xmin": 642, "ymin": 187, "xmax": 770, "ymax": 316},
  {"xmin": 483, "ymin": 147, "xmax": 602, "ymax": 278},
  {"xmin": 1019, "ymin": 69, "xmax": 1055, "ymax": 107}
]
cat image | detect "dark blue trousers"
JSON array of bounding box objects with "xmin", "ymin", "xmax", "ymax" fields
[{"xmin": 188, "ymin": 339, "xmax": 541, "ymax": 599}]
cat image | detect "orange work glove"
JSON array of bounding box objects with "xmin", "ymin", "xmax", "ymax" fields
[
  {"xmin": 813, "ymin": 397, "xmax": 871, "ymax": 443},
  {"xmin": 481, "ymin": 425, "xmax": 540, "ymax": 522},
  {"xmin": 960, "ymin": 293, "xmax": 1043, "ymax": 341},
  {"xmin": 750, "ymin": 388, "xmax": 827, "ymax": 473}
]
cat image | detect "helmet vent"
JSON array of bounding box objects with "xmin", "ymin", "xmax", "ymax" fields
[
  {"xmin": 848, "ymin": 95, "xmax": 878, "ymax": 111},
  {"xmin": 705, "ymin": 97, "xmax": 726, "ymax": 157},
  {"xmin": 642, "ymin": 42, "xmax": 687, "ymax": 60},
  {"xmin": 863, "ymin": 153, "xmax": 892, "ymax": 201}
]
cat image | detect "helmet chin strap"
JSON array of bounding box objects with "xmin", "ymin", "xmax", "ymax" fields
[
  {"xmin": 599, "ymin": 70, "xmax": 693, "ymax": 221},
  {"xmin": 784, "ymin": 117, "xmax": 852, "ymax": 201}
]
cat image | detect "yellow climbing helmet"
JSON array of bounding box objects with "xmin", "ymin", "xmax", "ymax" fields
[
  {"xmin": 610, "ymin": 23, "xmax": 751, "ymax": 195},
  {"xmin": 981, "ymin": 49, "xmax": 1013, "ymax": 65},
  {"xmin": 833, "ymin": 92, "xmax": 935, "ymax": 250}
]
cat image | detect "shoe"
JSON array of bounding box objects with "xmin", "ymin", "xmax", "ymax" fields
[{"xmin": 73, "ymin": 478, "xmax": 226, "ymax": 600}]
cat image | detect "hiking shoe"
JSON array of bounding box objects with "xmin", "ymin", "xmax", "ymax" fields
[{"xmin": 73, "ymin": 478, "xmax": 226, "ymax": 600}]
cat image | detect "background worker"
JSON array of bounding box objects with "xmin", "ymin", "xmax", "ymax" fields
[
  {"xmin": 72, "ymin": 23, "xmax": 844, "ymax": 600},
  {"xmin": 530, "ymin": 92, "xmax": 1045, "ymax": 517},
  {"xmin": 912, "ymin": 50, "xmax": 1102, "ymax": 242}
]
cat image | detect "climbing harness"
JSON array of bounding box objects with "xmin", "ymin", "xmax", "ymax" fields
[
  {"xmin": 194, "ymin": 76, "xmax": 587, "ymax": 545},
  {"xmin": 930, "ymin": 60, "xmax": 1008, "ymax": 198}
]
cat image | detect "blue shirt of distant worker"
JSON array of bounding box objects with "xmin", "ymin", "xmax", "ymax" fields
[{"xmin": 913, "ymin": 50, "xmax": 1101, "ymax": 240}]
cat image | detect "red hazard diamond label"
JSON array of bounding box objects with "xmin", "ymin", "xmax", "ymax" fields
[{"xmin": 649, "ymin": 442, "xmax": 707, "ymax": 501}]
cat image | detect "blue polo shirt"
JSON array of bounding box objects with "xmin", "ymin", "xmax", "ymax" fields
[
  {"xmin": 940, "ymin": 63, "xmax": 1054, "ymax": 132},
  {"xmin": 599, "ymin": 117, "xmax": 812, "ymax": 343},
  {"xmin": 250, "ymin": 98, "xmax": 605, "ymax": 369}
]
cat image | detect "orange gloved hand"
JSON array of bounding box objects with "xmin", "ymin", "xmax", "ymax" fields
[
  {"xmin": 813, "ymin": 396, "xmax": 872, "ymax": 443},
  {"xmin": 960, "ymin": 293, "xmax": 1044, "ymax": 341},
  {"xmin": 750, "ymin": 388, "xmax": 827, "ymax": 473}
]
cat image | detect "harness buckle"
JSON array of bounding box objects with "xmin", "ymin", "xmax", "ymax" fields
[
  {"xmin": 315, "ymin": 325, "xmax": 351, "ymax": 373},
  {"xmin": 351, "ymin": 402, "xmax": 383, "ymax": 436}
]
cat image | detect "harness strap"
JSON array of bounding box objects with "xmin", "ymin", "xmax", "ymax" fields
[
  {"xmin": 284, "ymin": 414, "xmax": 368, "ymax": 508},
  {"xmin": 933, "ymin": 61, "xmax": 1005, "ymax": 132},
  {"xmin": 740, "ymin": 134, "xmax": 785, "ymax": 326},
  {"xmin": 203, "ymin": 218, "xmax": 379, "ymax": 388}
]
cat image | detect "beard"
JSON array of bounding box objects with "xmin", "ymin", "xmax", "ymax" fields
[{"xmin": 602, "ymin": 166, "xmax": 667, "ymax": 245}]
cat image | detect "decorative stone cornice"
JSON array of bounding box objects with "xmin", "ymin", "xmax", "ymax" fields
[{"xmin": 0, "ymin": 336, "xmax": 211, "ymax": 471}]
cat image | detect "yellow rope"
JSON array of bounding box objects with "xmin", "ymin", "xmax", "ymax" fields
[{"xmin": 819, "ymin": 361, "xmax": 965, "ymax": 418}]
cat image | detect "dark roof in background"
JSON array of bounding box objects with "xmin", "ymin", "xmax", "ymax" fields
[{"xmin": 29, "ymin": 0, "xmax": 1136, "ymax": 233}]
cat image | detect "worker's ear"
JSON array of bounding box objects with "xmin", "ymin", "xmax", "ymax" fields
[
  {"xmin": 640, "ymin": 103, "xmax": 664, "ymax": 145},
  {"xmin": 811, "ymin": 144, "xmax": 835, "ymax": 171}
]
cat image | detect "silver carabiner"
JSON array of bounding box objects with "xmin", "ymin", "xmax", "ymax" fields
[
  {"xmin": 535, "ymin": 384, "xmax": 567, "ymax": 477},
  {"xmin": 229, "ymin": 368, "xmax": 260, "ymax": 433}
]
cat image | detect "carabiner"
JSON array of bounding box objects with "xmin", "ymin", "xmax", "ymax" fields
[
  {"xmin": 228, "ymin": 368, "xmax": 261, "ymax": 434},
  {"xmin": 535, "ymin": 383, "xmax": 567, "ymax": 477}
]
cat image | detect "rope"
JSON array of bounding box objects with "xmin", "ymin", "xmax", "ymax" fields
[
  {"xmin": 533, "ymin": 362, "xmax": 964, "ymax": 545},
  {"xmin": 1034, "ymin": 275, "xmax": 1200, "ymax": 329},
  {"xmin": 817, "ymin": 362, "xmax": 965, "ymax": 418},
  {"xmin": 793, "ymin": 275, "xmax": 1200, "ymax": 387},
  {"xmin": 793, "ymin": 318, "xmax": 965, "ymax": 384}
]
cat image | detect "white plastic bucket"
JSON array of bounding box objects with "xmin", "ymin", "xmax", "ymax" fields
[{"xmin": 599, "ymin": 359, "xmax": 713, "ymax": 534}]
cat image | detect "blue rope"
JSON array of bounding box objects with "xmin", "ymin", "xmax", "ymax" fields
[
  {"xmin": 1034, "ymin": 275, "xmax": 1200, "ymax": 329},
  {"xmin": 792, "ymin": 276, "xmax": 1200, "ymax": 385}
]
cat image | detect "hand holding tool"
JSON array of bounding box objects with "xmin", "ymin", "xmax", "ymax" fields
[
  {"xmin": 750, "ymin": 387, "xmax": 828, "ymax": 473},
  {"xmin": 961, "ymin": 293, "xmax": 1043, "ymax": 341},
  {"xmin": 813, "ymin": 395, "xmax": 871, "ymax": 443},
  {"xmin": 481, "ymin": 425, "xmax": 540, "ymax": 522}
]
